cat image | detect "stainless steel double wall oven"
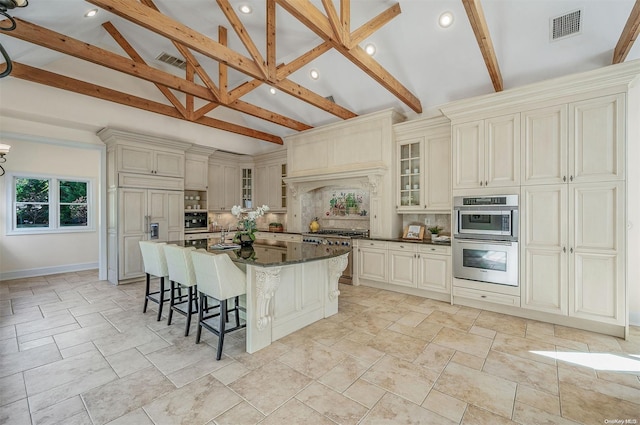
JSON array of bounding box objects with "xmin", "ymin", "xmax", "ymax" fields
[{"xmin": 453, "ymin": 195, "xmax": 519, "ymax": 287}]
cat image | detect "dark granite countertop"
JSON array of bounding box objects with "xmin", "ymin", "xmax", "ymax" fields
[
  {"xmin": 357, "ymin": 237, "xmax": 451, "ymax": 247},
  {"xmin": 173, "ymin": 238, "xmax": 351, "ymax": 267}
]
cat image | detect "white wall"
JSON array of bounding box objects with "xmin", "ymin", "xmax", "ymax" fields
[{"xmin": 0, "ymin": 117, "xmax": 104, "ymax": 280}]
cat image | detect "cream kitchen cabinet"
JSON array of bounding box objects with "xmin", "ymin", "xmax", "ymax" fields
[
  {"xmin": 388, "ymin": 243, "xmax": 418, "ymax": 288},
  {"xmin": 356, "ymin": 240, "xmax": 388, "ymax": 283},
  {"xmin": 116, "ymin": 144, "xmax": 184, "ymax": 178},
  {"xmin": 254, "ymin": 150, "xmax": 287, "ymax": 212},
  {"xmin": 521, "ymin": 182, "xmax": 625, "ymax": 325},
  {"xmin": 453, "ymin": 113, "xmax": 520, "ymax": 189},
  {"xmin": 185, "ymin": 152, "xmax": 210, "ymax": 190},
  {"xmin": 208, "ymin": 159, "xmax": 240, "ymax": 212},
  {"xmin": 394, "ymin": 116, "xmax": 451, "ymax": 212},
  {"xmin": 118, "ymin": 186, "xmax": 184, "ymax": 281},
  {"xmin": 416, "ymin": 245, "xmax": 451, "ymax": 294},
  {"xmin": 522, "ymin": 94, "xmax": 625, "ymax": 186}
]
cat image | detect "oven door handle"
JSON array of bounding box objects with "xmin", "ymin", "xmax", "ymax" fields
[
  {"xmin": 455, "ymin": 239, "xmax": 514, "ymax": 247},
  {"xmin": 460, "ymin": 210, "xmax": 510, "ymax": 216}
]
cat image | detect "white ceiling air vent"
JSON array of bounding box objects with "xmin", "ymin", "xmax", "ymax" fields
[
  {"xmin": 155, "ymin": 52, "xmax": 187, "ymax": 70},
  {"xmin": 550, "ymin": 9, "xmax": 581, "ymax": 41}
]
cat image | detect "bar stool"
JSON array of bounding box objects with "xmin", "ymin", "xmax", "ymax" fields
[
  {"xmin": 163, "ymin": 244, "xmax": 202, "ymax": 337},
  {"xmin": 191, "ymin": 251, "xmax": 247, "ymax": 360},
  {"xmin": 138, "ymin": 241, "xmax": 170, "ymax": 321}
]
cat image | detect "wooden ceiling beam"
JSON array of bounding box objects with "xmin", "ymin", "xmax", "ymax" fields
[
  {"xmin": 349, "ymin": 3, "xmax": 401, "ymax": 49},
  {"xmin": 276, "ymin": 41, "xmax": 332, "ymax": 81},
  {"xmin": 275, "ymin": 0, "xmax": 422, "ymax": 114},
  {"xmin": 216, "ymin": 0, "xmax": 268, "ymax": 77},
  {"xmin": 322, "ymin": 0, "xmax": 344, "ymax": 44},
  {"xmin": 86, "ymin": 0, "xmax": 265, "ymax": 80},
  {"xmin": 101, "ymin": 21, "xmax": 189, "ymax": 119},
  {"xmin": 8, "ymin": 18, "xmax": 217, "ymax": 102},
  {"xmin": 87, "ymin": 0, "xmax": 356, "ymax": 119},
  {"xmin": 140, "ymin": 0, "xmax": 221, "ymax": 102},
  {"xmin": 462, "ymin": 0, "xmax": 503, "ymax": 92},
  {"xmin": 613, "ymin": 0, "xmax": 640, "ymax": 64},
  {"xmin": 267, "ymin": 0, "xmax": 277, "ymax": 80},
  {"xmin": 341, "ymin": 0, "xmax": 351, "ymax": 45},
  {"xmin": 218, "ymin": 25, "xmax": 229, "ymax": 105},
  {"xmin": 10, "ymin": 62, "xmax": 283, "ymax": 144}
]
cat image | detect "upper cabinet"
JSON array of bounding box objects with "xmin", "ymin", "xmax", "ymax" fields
[
  {"xmin": 453, "ymin": 113, "xmax": 520, "ymax": 190},
  {"xmin": 254, "ymin": 150, "xmax": 287, "ymax": 212},
  {"xmin": 522, "ymin": 93, "xmax": 625, "ymax": 186},
  {"xmin": 117, "ymin": 144, "xmax": 184, "ymax": 178},
  {"xmin": 185, "ymin": 149, "xmax": 214, "ymax": 190},
  {"xmin": 208, "ymin": 152, "xmax": 250, "ymax": 212},
  {"xmin": 394, "ymin": 116, "xmax": 451, "ymax": 213}
]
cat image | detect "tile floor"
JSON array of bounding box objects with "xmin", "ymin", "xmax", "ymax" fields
[{"xmin": 1, "ymin": 270, "xmax": 639, "ymax": 425}]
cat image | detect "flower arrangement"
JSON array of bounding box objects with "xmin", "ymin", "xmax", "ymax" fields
[{"xmin": 231, "ymin": 204, "xmax": 269, "ymax": 244}]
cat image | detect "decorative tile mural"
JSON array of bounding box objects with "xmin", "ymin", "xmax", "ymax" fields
[{"xmin": 324, "ymin": 189, "xmax": 369, "ymax": 217}]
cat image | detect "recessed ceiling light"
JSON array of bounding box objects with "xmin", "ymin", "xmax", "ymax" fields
[
  {"xmin": 439, "ymin": 11, "xmax": 454, "ymax": 28},
  {"xmin": 238, "ymin": 4, "xmax": 252, "ymax": 14},
  {"xmin": 269, "ymin": 87, "xmax": 277, "ymax": 95},
  {"xmin": 85, "ymin": 9, "xmax": 98, "ymax": 18},
  {"xmin": 364, "ymin": 43, "xmax": 376, "ymax": 56},
  {"xmin": 309, "ymin": 69, "xmax": 319, "ymax": 80}
]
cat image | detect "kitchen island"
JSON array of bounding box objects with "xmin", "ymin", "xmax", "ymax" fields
[{"xmin": 177, "ymin": 238, "xmax": 350, "ymax": 353}]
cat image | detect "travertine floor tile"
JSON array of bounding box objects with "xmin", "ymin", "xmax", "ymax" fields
[
  {"xmin": 1, "ymin": 272, "xmax": 636, "ymax": 425},
  {"xmin": 229, "ymin": 360, "xmax": 311, "ymax": 415},
  {"xmin": 143, "ymin": 374, "xmax": 241, "ymax": 425},
  {"xmin": 435, "ymin": 362, "xmax": 517, "ymax": 419},
  {"xmin": 432, "ymin": 326, "xmax": 493, "ymax": 358},
  {"xmin": 82, "ymin": 367, "xmax": 175, "ymax": 425},
  {"xmin": 359, "ymin": 392, "xmax": 456, "ymax": 425},
  {"xmin": 362, "ymin": 354, "xmax": 438, "ymax": 404},
  {"xmin": 295, "ymin": 381, "xmax": 368, "ymax": 425},
  {"xmin": 259, "ymin": 398, "xmax": 334, "ymax": 425}
]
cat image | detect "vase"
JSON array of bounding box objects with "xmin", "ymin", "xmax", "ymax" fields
[{"xmin": 235, "ymin": 232, "xmax": 254, "ymax": 247}]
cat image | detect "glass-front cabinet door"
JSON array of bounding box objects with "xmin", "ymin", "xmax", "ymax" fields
[
  {"xmin": 398, "ymin": 139, "xmax": 422, "ymax": 210},
  {"xmin": 242, "ymin": 168, "xmax": 252, "ymax": 208}
]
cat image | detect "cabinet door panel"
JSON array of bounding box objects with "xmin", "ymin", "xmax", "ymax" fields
[
  {"xmin": 521, "ymin": 185, "xmax": 568, "ymax": 314},
  {"xmin": 358, "ymin": 248, "xmax": 387, "ymax": 282},
  {"xmin": 389, "ymin": 251, "xmax": 416, "ymax": 287},
  {"xmin": 571, "ymin": 183, "xmax": 621, "ymax": 252},
  {"xmin": 453, "ymin": 121, "xmax": 484, "ymax": 189},
  {"xmin": 185, "ymin": 157, "xmax": 208, "ymax": 190},
  {"xmin": 486, "ymin": 114, "xmax": 520, "ymax": 187},
  {"xmin": 571, "ymin": 253, "xmax": 620, "ymax": 322},
  {"xmin": 570, "ymin": 94, "xmax": 625, "ymax": 182},
  {"xmin": 521, "ymin": 105, "xmax": 567, "ymax": 185},
  {"xmin": 155, "ymin": 151, "xmax": 184, "ymax": 177},
  {"xmin": 417, "ymin": 254, "xmax": 450, "ymax": 293},
  {"xmin": 426, "ymin": 135, "xmax": 451, "ymax": 210},
  {"xmin": 223, "ymin": 165, "xmax": 240, "ymax": 210},
  {"xmin": 118, "ymin": 145, "xmax": 153, "ymax": 174}
]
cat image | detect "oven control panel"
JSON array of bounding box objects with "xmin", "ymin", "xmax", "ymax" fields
[{"xmin": 302, "ymin": 236, "xmax": 351, "ymax": 247}]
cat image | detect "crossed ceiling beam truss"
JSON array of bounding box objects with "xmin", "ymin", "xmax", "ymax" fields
[{"xmin": 2, "ymin": 0, "xmax": 422, "ymax": 145}]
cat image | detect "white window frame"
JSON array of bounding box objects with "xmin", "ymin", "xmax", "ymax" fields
[{"xmin": 6, "ymin": 172, "xmax": 95, "ymax": 235}]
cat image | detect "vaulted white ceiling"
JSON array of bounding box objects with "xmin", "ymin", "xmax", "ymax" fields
[{"xmin": 0, "ymin": 0, "xmax": 638, "ymax": 154}]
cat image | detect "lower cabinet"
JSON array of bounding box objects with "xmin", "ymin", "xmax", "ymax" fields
[
  {"xmin": 357, "ymin": 240, "xmax": 389, "ymax": 283},
  {"xmin": 521, "ymin": 182, "xmax": 625, "ymax": 325},
  {"xmin": 356, "ymin": 240, "xmax": 451, "ymax": 295}
]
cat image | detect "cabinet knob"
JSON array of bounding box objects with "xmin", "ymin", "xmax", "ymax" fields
[
  {"xmin": 480, "ymin": 181, "xmax": 483, "ymax": 186},
  {"xmin": 570, "ymin": 247, "xmax": 574, "ymax": 253},
  {"xmin": 563, "ymin": 176, "xmax": 567, "ymax": 182},
  {"xmin": 485, "ymin": 181, "xmax": 488, "ymax": 186},
  {"xmin": 563, "ymin": 247, "xmax": 566, "ymax": 253},
  {"xmin": 570, "ymin": 175, "xmax": 574, "ymax": 182}
]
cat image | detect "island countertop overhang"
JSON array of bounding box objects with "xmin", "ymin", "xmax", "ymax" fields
[{"xmin": 175, "ymin": 238, "xmax": 351, "ymax": 267}]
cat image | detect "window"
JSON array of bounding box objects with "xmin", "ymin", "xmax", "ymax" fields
[{"xmin": 9, "ymin": 174, "xmax": 93, "ymax": 234}]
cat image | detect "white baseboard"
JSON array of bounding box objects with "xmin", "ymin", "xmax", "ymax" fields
[{"xmin": 0, "ymin": 262, "xmax": 99, "ymax": 282}]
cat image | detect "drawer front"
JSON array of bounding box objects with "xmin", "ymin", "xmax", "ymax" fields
[
  {"xmin": 418, "ymin": 244, "xmax": 451, "ymax": 255},
  {"xmin": 388, "ymin": 242, "xmax": 417, "ymax": 252},
  {"xmin": 358, "ymin": 240, "xmax": 388, "ymax": 249},
  {"xmin": 453, "ymin": 287, "xmax": 520, "ymax": 306}
]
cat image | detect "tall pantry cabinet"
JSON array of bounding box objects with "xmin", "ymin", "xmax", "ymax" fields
[
  {"xmin": 441, "ymin": 60, "xmax": 640, "ymax": 338},
  {"xmin": 99, "ymin": 129, "xmax": 190, "ymax": 284}
]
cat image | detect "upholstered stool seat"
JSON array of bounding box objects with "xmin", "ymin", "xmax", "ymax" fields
[
  {"xmin": 138, "ymin": 241, "xmax": 171, "ymax": 321},
  {"xmin": 163, "ymin": 245, "xmax": 205, "ymax": 337},
  {"xmin": 191, "ymin": 251, "xmax": 247, "ymax": 360}
]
